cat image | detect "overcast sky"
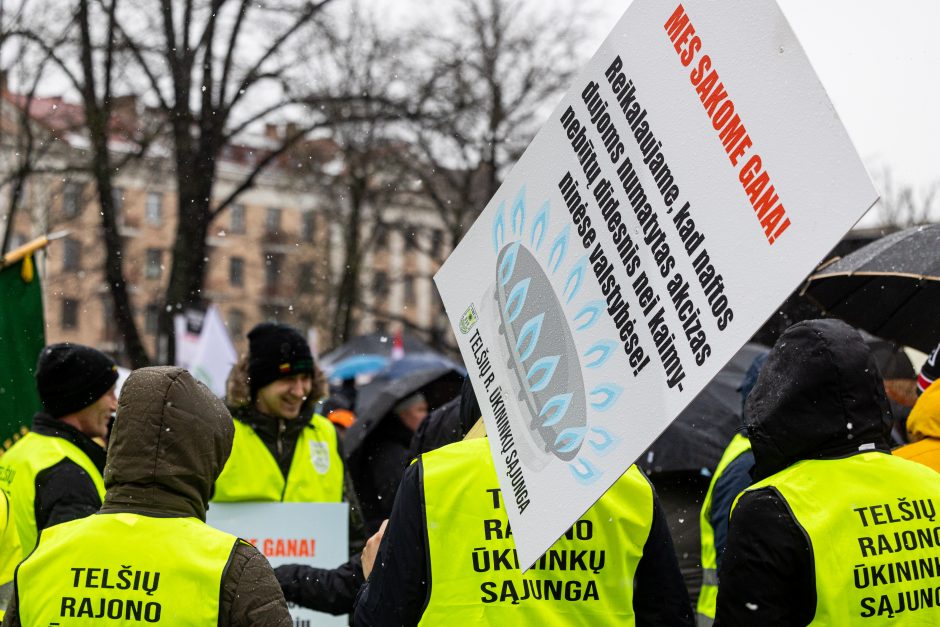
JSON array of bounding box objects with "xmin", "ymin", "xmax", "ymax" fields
[
  {"xmin": 382, "ymin": 0, "xmax": 938, "ymax": 224},
  {"xmin": 584, "ymin": 0, "xmax": 939, "ymax": 224}
]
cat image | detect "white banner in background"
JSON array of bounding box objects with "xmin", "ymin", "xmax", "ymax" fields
[
  {"xmin": 434, "ymin": 0, "xmax": 877, "ymax": 569},
  {"xmin": 189, "ymin": 305, "xmax": 237, "ymax": 397}
]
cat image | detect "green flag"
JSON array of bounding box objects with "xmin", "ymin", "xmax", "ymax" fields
[{"xmin": 0, "ymin": 255, "xmax": 45, "ymax": 449}]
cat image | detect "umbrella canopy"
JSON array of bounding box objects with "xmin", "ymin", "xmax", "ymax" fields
[
  {"xmin": 638, "ymin": 343, "xmax": 768, "ymax": 474},
  {"xmin": 319, "ymin": 331, "xmax": 438, "ymax": 375},
  {"xmin": 327, "ymin": 354, "xmax": 390, "ymax": 380},
  {"xmin": 803, "ymin": 224, "xmax": 940, "ymax": 353},
  {"xmin": 344, "ymin": 355, "xmax": 465, "ymax": 459}
]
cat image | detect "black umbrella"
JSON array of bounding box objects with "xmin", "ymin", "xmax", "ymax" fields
[
  {"xmin": 637, "ymin": 343, "xmax": 768, "ymax": 474},
  {"xmin": 802, "ymin": 224, "xmax": 940, "ymax": 353},
  {"xmin": 344, "ymin": 355, "xmax": 465, "ymax": 460}
]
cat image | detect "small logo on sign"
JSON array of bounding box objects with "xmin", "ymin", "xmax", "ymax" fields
[
  {"xmin": 309, "ymin": 441, "xmax": 330, "ymax": 475},
  {"xmin": 459, "ymin": 305, "xmax": 479, "ymax": 334}
]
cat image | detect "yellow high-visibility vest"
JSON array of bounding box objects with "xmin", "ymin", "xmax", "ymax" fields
[
  {"xmin": 213, "ymin": 415, "xmax": 343, "ymax": 502},
  {"xmin": 696, "ymin": 433, "xmax": 752, "ymax": 626},
  {"xmin": 733, "ymin": 452, "xmax": 940, "ymax": 625},
  {"xmin": 0, "ymin": 489, "xmax": 21, "ymax": 620},
  {"xmin": 16, "ymin": 512, "xmax": 239, "ymax": 625},
  {"xmin": 0, "ymin": 432, "xmax": 105, "ymax": 557},
  {"xmin": 420, "ymin": 438, "xmax": 653, "ymax": 625}
]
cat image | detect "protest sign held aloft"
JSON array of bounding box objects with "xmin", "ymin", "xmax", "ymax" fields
[{"xmin": 435, "ymin": 0, "xmax": 878, "ymax": 570}]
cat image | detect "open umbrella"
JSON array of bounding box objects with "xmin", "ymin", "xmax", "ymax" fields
[
  {"xmin": 637, "ymin": 343, "xmax": 768, "ymax": 474},
  {"xmin": 343, "ymin": 355, "xmax": 466, "ymax": 460},
  {"xmin": 802, "ymin": 224, "xmax": 940, "ymax": 353},
  {"xmin": 319, "ymin": 331, "xmax": 439, "ymax": 376}
]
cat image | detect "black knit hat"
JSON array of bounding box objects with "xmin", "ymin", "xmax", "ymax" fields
[
  {"xmin": 247, "ymin": 323, "xmax": 314, "ymax": 398},
  {"xmin": 35, "ymin": 343, "xmax": 119, "ymax": 418}
]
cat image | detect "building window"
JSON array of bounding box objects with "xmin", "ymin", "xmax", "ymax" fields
[
  {"xmin": 146, "ymin": 192, "xmax": 163, "ymax": 226},
  {"xmin": 145, "ymin": 248, "xmax": 162, "ymax": 279},
  {"xmin": 302, "ymin": 211, "xmax": 316, "ymax": 243},
  {"xmin": 430, "ymin": 228, "xmax": 444, "ymax": 259},
  {"xmin": 112, "ymin": 187, "xmax": 124, "ymax": 226},
  {"xmin": 227, "ymin": 309, "xmax": 245, "ymax": 338},
  {"xmin": 265, "ymin": 253, "xmax": 282, "ymax": 289},
  {"xmin": 230, "ymin": 204, "xmax": 246, "ymax": 234},
  {"xmin": 375, "ymin": 223, "xmax": 388, "ymax": 250},
  {"xmin": 62, "ymin": 237, "xmax": 81, "ymax": 272},
  {"xmin": 372, "ymin": 270, "xmax": 389, "ymax": 297},
  {"xmin": 145, "ymin": 304, "xmax": 160, "ymax": 335},
  {"xmin": 297, "ymin": 262, "xmax": 315, "ymax": 293},
  {"xmin": 261, "ymin": 305, "xmax": 282, "ymax": 323},
  {"xmin": 63, "ymin": 182, "xmax": 82, "ymax": 218},
  {"xmin": 403, "ymin": 224, "xmax": 418, "ymax": 251},
  {"xmin": 229, "ymin": 256, "xmax": 244, "ymax": 287},
  {"xmin": 265, "ymin": 207, "xmax": 282, "ymax": 234},
  {"xmin": 61, "ymin": 299, "xmax": 79, "ymax": 329},
  {"xmin": 403, "ymin": 274, "xmax": 416, "ymax": 302}
]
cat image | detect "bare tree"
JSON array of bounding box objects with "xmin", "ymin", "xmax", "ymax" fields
[
  {"xmin": 873, "ymin": 167, "xmax": 937, "ymax": 229},
  {"xmin": 400, "ymin": 0, "xmax": 585, "ymax": 249},
  {"xmin": 1, "ymin": 0, "xmax": 156, "ymax": 366}
]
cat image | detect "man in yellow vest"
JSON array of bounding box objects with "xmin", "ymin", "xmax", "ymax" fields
[
  {"xmin": 716, "ymin": 320, "xmax": 940, "ymax": 625},
  {"xmin": 213, "ymin": 323, "xmax": 363, "ymax": 615},
  {"xmin": 213, "ymin": 322, "xmax": 344, "ymax": 502},
  {"xmin": 0, "ymin": 490, "xmax": 22, "ymax": 619},
  {"xmin": 696, "ymin": 352, "xmax": 765, "ymax": 626},
  {"xmin": 2, "ymin": 367, "xmax": 292, "ymax": 627},
  {"xmin": 0, "ymin": 344, "xmax": 117, "ymax": 558},
  {"xmin": 354, "ymin": 432, "xmax": 694, "ymax": 625}
]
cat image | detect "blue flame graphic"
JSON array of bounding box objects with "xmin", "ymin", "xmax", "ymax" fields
[
  {"xmin": 589, "ymin": 383, "xmax": 624, "ymax": 411},
  {"xmin": 530, "ymin": 201, "xmax": 549, "ymax": 251},
  {"xmin": 504, "ymin": 278, "xmax": 531, "ymax": 324},
  {"xmin": 588, "ymin": 427, "xmax": 617, "ymax": 455},
  {"xmin": 570, "ymin": 458, "xmax": 602, "ymax": 485},
  {"xmin": 539, "ymin": 393, "xmax": 573, "ymax": 428},
  {"xmin": 547, "ymin": 226, "xmax": 569, "ymax": 274},
  {"xmin": 573, "ymin": 300, "xmax": 606, "ymax": 331},
  {"xmin": 492, "ymin": 201, "xmax": 506, "ymax": 253},
  {"xmin": 555, "ymin": 427, "xmax": 587, "ymax": 454},
  {"xmin": 498, "ymin": 242, "xmax": 520, "ymax": 286},
  {"xmin": 584, "ymin": 340, "xmax": 617, "ymax": 369},
  {"xmin": 515, "ymin": 313, "xmax": 545, "ymax": 363},
  {"xmin": 511, "ymin": 187, "xmax": 526, "ymax": 236},
  {"xmin": 526, "ymin": 355, "xmax": 560, "ymax": 393},
  {"xmin": 563, "ymin": 256, "xmax": 587, "ymax": 304}
]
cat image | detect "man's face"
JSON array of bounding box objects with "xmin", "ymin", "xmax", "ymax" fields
[
  {"xmin": 76, "ymin": 385, "xmax": 118, "ymax": 440},
  {"xmin": 397, "ymin": 399, "xmax": 429, "ymax": 433},
  {"xmin": 255, "ymin": 373, "xmax": 313, "ymax": 420}
]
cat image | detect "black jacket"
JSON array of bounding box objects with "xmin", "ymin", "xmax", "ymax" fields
[
  {"xmin": 715, "ymin": 320, "xmax": 893, "ymax": 626},
  {"xmin": 30, "ymin": 412, "xmax": 107, "ymax": 532},
  {"xmin": 351, "ymin": 415, "xmax": 414, "ymax": 535},
  {"xmin": 354, "ymin": 456, "xmax": 693, "ymax": 626}
]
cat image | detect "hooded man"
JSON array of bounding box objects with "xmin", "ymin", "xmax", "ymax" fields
[
  {"xmin": 2, "ymin": 367, "xmax": 291, "ymax": 626},
  {"xmin": 715, "ymin": 320, "xmax": 940, "ymax": 625},
  {"xmin": 213, "ymin": 322, "xmax": 343, "ymax": 503},
  {"xmin": 0, "ymin": 343, "xmax": 118, "ymax": 558}
]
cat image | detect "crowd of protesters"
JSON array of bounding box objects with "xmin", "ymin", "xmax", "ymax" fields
[{"xmin": 0, "ymin": 318, "xmax": 938, "ymax": 625}]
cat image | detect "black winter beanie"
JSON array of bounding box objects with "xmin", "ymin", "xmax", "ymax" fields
[
  {"xmin": 35, "ymin": 343, "xmax": 118, "ymax": 418},
  {"xmin": 247, "ymin": 323, "xmax": 314, "ymax": 398}
]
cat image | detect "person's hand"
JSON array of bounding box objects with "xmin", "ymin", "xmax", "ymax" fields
[{"xmin": 361, "ymin": 519, "xmax": 388, "ymax": 580}]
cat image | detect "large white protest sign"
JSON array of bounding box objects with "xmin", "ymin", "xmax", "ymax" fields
[
  {"xmin": 207, "ymin": 502, "xmax": 349, "ymax": 625},
  {"xmin": 434, "ymin": 0, "xmax": 877, "ymax": 569}
]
